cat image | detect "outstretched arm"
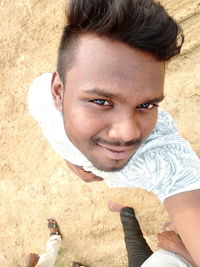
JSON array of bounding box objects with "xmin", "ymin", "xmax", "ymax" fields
[
  {"xmin": 164, "ymin": 189, "xmax": 200, "ymax": 265},
  {"xmin": 157, "ymin": 230, "xmax": 197, "ymax": 266}
]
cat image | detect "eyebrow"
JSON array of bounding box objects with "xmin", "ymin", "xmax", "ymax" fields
[
  {"xmin": 83, "ymin": 88, "xmax": 126, "ymax": 102},
  {"xmin": 144, "ymin": 95, "xmax": 165, "ymax": 104},
  {"xmin": 83, "ymin": 88, "xmax": 165, "ymax": 103}
]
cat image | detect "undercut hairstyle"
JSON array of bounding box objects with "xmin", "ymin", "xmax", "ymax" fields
[{"xmin": 57, "ymin": 0, "xmax": 184, "ymax": 81}]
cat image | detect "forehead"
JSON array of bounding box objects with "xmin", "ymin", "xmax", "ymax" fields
[{"xmin": 64, "ymin": 34, "xmax": 165, "ymax": 101}]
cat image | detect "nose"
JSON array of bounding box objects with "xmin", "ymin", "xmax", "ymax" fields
[{"xmin": 107, "ymin": 114, "xmax": 141, "ymax": 142}]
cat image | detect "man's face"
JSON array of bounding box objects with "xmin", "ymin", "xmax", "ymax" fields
[{"xmin": 53, "ymin": 34, "xmax": 165, "ymax": 171}]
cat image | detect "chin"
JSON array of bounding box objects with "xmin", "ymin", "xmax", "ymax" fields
[
  {"xmin": 104, "ymin": 166, "xmax": 124, "ymax": 172},
  {"xmin": 91, "ymin": 159, "xmax": 127, "ymax": 172}
]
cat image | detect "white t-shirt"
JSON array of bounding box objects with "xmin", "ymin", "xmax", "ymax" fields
[
  {"xmin": 142, "ymin": 249, "xmax": 192, "ymax": 267},
  {"xmin": 28, "ymin": 73, "xmax": 200, "ymax": 202}
]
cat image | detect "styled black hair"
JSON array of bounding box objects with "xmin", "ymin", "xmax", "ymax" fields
[{"xmin": 57, "ymin": 0, "xmax": 184, "ymax": 80}]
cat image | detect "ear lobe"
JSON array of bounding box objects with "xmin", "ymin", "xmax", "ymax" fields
[{"xmin": 51, "ymin": 72, "xmax": 64, "ymax": 111}]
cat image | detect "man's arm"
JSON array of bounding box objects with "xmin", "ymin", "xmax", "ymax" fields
[
  {"xmin": 65, "ymin": 160, "xmax": 104, "ymax": 183},
  {"xmin": 164, "ymin": 189, "xmax": 200, "ymax": 265},
  {"xmin": 157, "ymin": 230, "xmax": 197, "ymax": 266}
]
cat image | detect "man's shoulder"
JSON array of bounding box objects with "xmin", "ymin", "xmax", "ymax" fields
[
  {"xmin": 28, "ymin": 73, "xmax": 53, "ymax": 100},
  {"xmin": 28, "ymin": 72, "xmax": 56, "ymax": 122}
]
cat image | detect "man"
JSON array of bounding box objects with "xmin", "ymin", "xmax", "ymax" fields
[
  {"xmin": 25, "ymin": 219, "xmax": 62, "ymax": 267},
  {"xmin": 28, "ymin": 0, "xmax": 200, "ymax": 263},
  {"xmin": 25, "ymin": 219, "xmax": 87, "ymax": 267},
  {"xmin": 108, "ymin": 201, "xmax": 197, "ymax": 266}
]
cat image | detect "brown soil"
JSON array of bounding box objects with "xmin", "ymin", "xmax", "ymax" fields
[{"xmin": 1, "ymin": 0, "xmax": 200, "ymax": 266}]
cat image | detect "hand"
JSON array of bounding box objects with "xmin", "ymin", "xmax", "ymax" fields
[
  {"xmin": 25, "ymin": 253, "xmax": 39, "ymax": 267},
  {"xmin": 157, "ymin": 231, "xmax": 185, "ymax": 253},
  {"xmin": 65, "ymin": 160, "xmax": 104, "ymax": 183},
  {"xmin": 157, "ymin": 230, "xmax": 198, "ymax": 266}
]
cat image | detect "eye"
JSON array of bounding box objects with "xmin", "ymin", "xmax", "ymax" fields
[
  {"xmin": 90, "ymin": 99, "xmax": 112, "ymax": 106},
  {"xmin": 137, "ymin": 103, "xmax": 158, "ymax": 109}
]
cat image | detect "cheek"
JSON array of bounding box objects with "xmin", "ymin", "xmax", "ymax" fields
[
  {"xmin": 64, "ymin": 112, "xmax": 88, "ymax": 140},
  {"xmin": 63, "ymin": 106, "xmax": 107, "ymax": 142},
  {"xmin": 139, "ymin": 110, "xmax": 158, "ymax": 138}
]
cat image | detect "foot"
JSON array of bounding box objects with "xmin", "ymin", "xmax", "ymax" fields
[
  {"xmin": 25, "ymin": 253, "xmax": 40, "ymax": 267},
  {"xmin": 47, "ymin": 218, "xmax": 61, "ymax": 237},
  {"xmin": 108, "ymin": 200, "xmax": 126, "ymax": 212},
  {"xmin": 70, "ymin": 262, "xmax": 88, "ymax": 267}
]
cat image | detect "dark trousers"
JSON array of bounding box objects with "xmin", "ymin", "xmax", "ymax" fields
[{"xmin": 120, "ymin": 207, "xmax": 153, "ymax": 267}]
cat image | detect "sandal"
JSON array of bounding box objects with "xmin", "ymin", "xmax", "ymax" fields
[
  {"xmin": 47, "ymin": 218, "xmax": 62, "ymax": 238},
  {"xmin": 70, "ymin": 262, "xmax": 88, "ymax": 267}
]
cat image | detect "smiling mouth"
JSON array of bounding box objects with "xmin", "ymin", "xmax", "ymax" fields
[{"xmin": 97, "ymin": 143, "xmax": 138, "ymax": 160}]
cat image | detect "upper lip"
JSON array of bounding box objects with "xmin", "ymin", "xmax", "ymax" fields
[{"xmin": 97, "ymin": 143, "xmax": 136, "ymax": 152}]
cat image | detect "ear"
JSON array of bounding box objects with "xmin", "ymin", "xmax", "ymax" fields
[{"xmin": 51, "ymin": 72, "xmax": 64, "ymax": 111}]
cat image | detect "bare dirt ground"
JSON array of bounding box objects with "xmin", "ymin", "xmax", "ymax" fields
[{"xmin": 1, "ymin": 0, "xmax": 200, "ymax": 266}]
